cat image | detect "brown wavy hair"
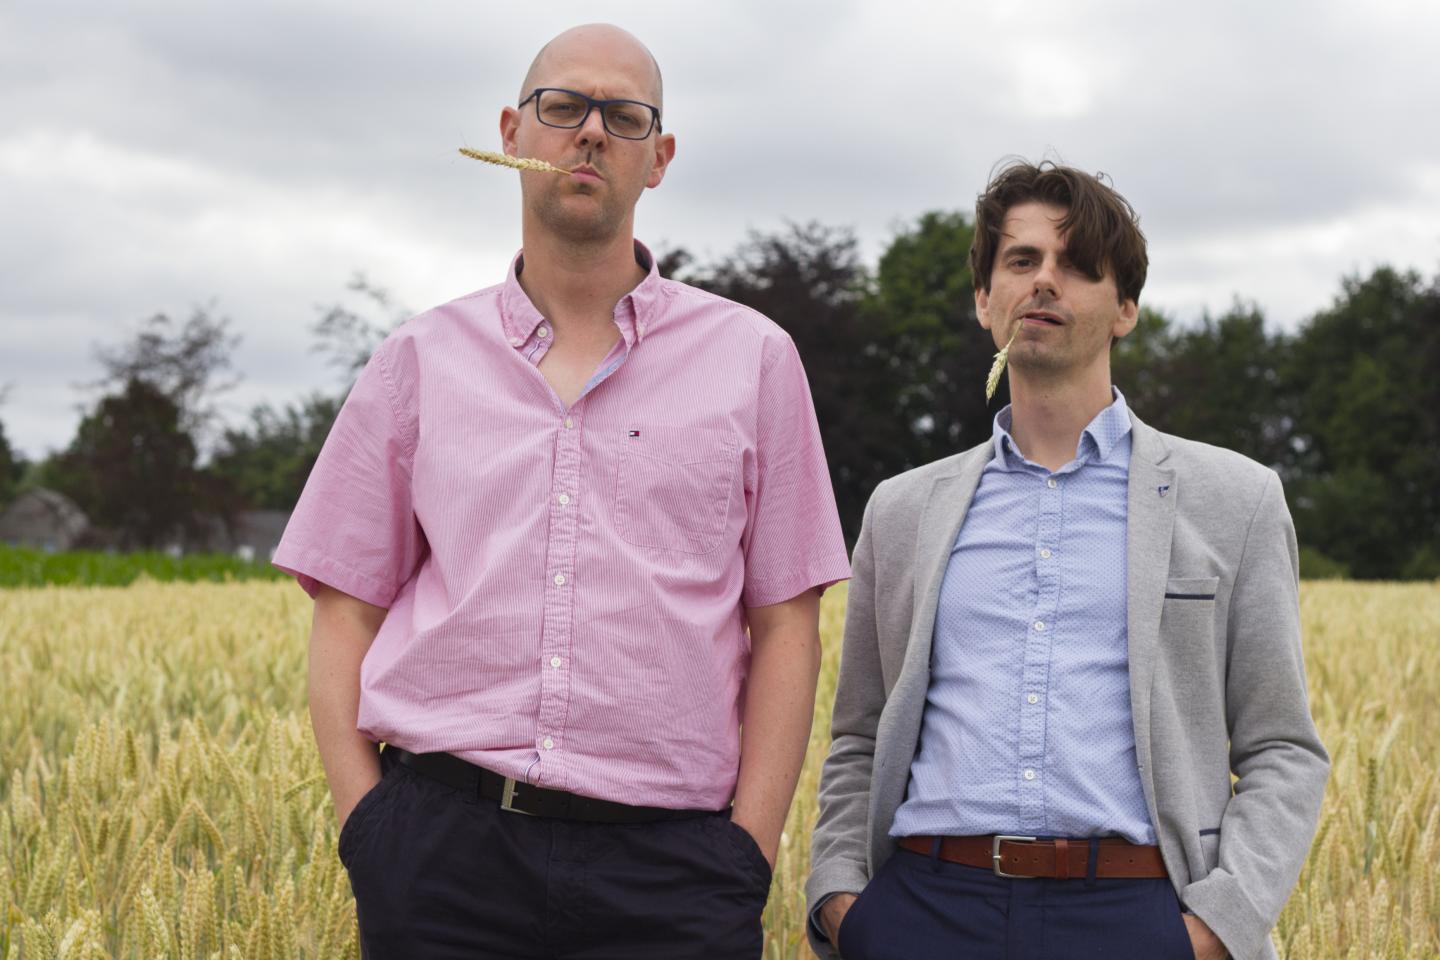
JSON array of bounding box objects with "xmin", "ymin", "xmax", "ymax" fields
[{"xmin": 969, "ymin": 159, "xmax": 1148, "ymax": 304}]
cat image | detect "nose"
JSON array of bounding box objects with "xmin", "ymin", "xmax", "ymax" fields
[
  {"xmin": 574, "ymin": 104, "xmax": 609, "ymax": 150},
  {"xmin": 1032, "ymin": 256, "xmax": 1060, "ymax": 300}
]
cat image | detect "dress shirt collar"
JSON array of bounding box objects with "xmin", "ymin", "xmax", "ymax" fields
[
  {"xmin": 500, "ymin": 240, "xmax": 664, "ymax": 350},
  {"xmin": 991, "ymin": 387, "xmax": 1132, "ymax": 470}
]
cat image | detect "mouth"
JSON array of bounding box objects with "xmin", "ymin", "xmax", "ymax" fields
[
  {"xmin": 1019, "ymin": 310, "xmax": 1064, "ymax": 327},
  {"xmin": 569, "ymin": 165, "xmax": 603, "ymax": 183}
]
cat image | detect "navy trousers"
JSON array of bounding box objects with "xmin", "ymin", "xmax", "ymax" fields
[
  {"xmin": 339, "ymin": 750, "xmax": 772, "ymax": 959},
  {"xmin": 836, "ymin": 847, "xmax": 1196, "ymax": 960}
]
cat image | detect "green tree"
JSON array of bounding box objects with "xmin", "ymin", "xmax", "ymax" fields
[
  {"xmin": 866, "ymin": 211, "xmax": 999, "ymax": 467},
  {"xmin": 1113, "ymin": 302, "xmax": 1288, "ymax": 468},
  {"xmin": 209, "ymin": 394, "xmax": 341, "ymax": 510},
  {"xmin": 50, "ymin": 378, "xmax": 221, "ymax": 548},
  {"xmin": 0, "ymin": 420, "xmax": 21, "ymax": 509},
  {"xmin": 92, "ymin": 307, "xmax": 239, "ymax": 440},
  {"xmin": 1281, "ymin": 267, "xmax": 1440, "ymax": 579},
  {"xmin": 46, "ymin": 307, "xmax": 243, "ymax": 547}
]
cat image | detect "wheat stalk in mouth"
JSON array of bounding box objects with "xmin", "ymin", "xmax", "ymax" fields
[
  {"xmin": 985, "ymin": 326, "xmax": 1022, "ymax": 402},
  {"xmin": 458, "ymin": 148, "xmax": 573, "ymax": 176}
]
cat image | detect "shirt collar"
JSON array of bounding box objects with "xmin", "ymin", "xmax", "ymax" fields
[
  {"xmin": 991, "ymin": 387, "xmax": 1132, "ymax": 468},
  {"xmin": 499, "ymin": 240, "xmax": 664, "ymax": 349}
]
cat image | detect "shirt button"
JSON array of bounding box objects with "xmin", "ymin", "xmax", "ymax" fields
[
  {"xmin": 550, "ymin": 656, "xmax": 563, "ymax": 668},
  {"xmin": 553, "ymin": 573, "xmax": 566, "ymax": 586},
  {"xmin": 1023, "ymin": 769, "xmax": 1036, "ymax": 781},
  {"xmin": 1033, "ymin": 620, "xmax": 1045, "ymax": 632},
  {"xmin": 557, "ymin": 493, "xmax": 570, "ymax": 505},
  {"xmin": 1027, "ymin": 693, "xmax": 1039, "ymax": 704},
  {"xmin": 564, "ymin": 418, "xmax": 574, "ymax": 429},
  {"xmin": 1039, "ymin": 548, "xmax": 1052, "ymax": 559},
  {"xmin": 1046, "ymin": 478, "xmax": 1058, "ymax": 489},
  {"xmin": 537, "ymin": 326, "xmax": 550, "ymax": 339},
  {"xmin": 542, "ymin": 737, "xmax": 555, "ymax": 750}
]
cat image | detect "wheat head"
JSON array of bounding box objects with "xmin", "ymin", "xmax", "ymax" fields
[
  {"xmin": 985, "ymin": 326, "xmax": 1022, "ymax": 401},
  {"xmin": 458, "ymin": 148, "xmax": 572, "ymax": 176}
]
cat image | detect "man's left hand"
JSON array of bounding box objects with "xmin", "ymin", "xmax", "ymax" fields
[{"xmin": 1184, "ymin": 914, "xmax": 1227, "ymax": 960}]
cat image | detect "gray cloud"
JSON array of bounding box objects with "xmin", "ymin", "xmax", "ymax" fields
[{"xmin": 2, "ymin": 0, "xmax": 1437, "ymax": 458}]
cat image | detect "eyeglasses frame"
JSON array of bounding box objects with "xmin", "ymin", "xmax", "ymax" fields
[{"xmin": 518, "ymin": 87, "xmax": 663, "ymax": 140}]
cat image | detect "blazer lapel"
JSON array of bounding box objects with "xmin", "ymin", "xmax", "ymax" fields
[
  {"xmin": 1125, "ymin": 413, "xmax": 1176, "ymax": 787},
  {"xmin": 870, "ymin": 442, "xmax": 990, "ymax": 863},
  {"xmin": 909, "ymin": 445, "xmax": 990, "ymax": 667}
]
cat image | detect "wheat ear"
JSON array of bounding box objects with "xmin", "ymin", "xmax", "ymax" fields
[
  {"xmin": 985, "ymin": 326, "xmax": 1022, "ymax": 401},
  {"xmin": 458, "ymin": 148, "xmax": 573, "ymax": 176}
]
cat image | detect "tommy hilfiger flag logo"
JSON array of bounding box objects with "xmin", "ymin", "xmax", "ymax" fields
[
  {"xmin": 1158, "ymin": 484, "xmax": 1171, "ymax": 497},
  {"xmin": 627, "ymin": 430, "xmax": 641, "ymax": 438}
]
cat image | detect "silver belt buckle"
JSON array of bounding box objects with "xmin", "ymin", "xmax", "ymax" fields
[
  {"xmin": 992, "ymin": 835, "xmax": 1038, "ymax": 878},
  {"xmin": 500, "ymin": 777, "xmax": 535, "ymax": 815}
]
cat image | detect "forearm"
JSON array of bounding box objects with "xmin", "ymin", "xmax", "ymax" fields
[
  {"xmin": 308, "ymin": 585, "xmax": 387, "ymax": 826},
  {"xmin": 732, "ymin": 590, "xmax": 823, "ymax": 866}
]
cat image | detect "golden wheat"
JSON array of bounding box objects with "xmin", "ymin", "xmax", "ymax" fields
[
  {"xmin": 458, "ymin": 148, "xmax": 573, "ymax": 176},
  {"xmin": 985, "ymin": 326, "xmax": 1021, "ymax": 401},
  {"xmin": 2, "ymin": 579, "xmax": 1437, "ymax": 958}
]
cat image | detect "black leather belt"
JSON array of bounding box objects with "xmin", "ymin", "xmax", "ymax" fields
[{"xmin": 387, "ymin": 746, "xmax": 720, "ymax": 824}]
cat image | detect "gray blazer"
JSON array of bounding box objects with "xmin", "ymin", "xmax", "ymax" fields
[{"xmin": 806, "ymin": 411, "xmax": 1329, "ymax": 960}]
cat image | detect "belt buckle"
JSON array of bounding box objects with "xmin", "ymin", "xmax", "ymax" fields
[
  {"xmin": 500, "ymin": 777, "xmax": 536, "ymax": 816},
  {"xmin": 992, "ymin": 835, "xmax": 1039, "ymax": 878}
]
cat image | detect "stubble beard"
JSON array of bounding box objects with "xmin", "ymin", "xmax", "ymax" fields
[
  {"xmin": 526, "ymin": 147, "xmax": 634, "ymax": 246},
  {"xmin": 532, "ymin": 186, "xmax": 626, "ymax": 245},
  {"xmin": 1008, "ymin": 334, "xmax": 1069, "ymax": 374}
]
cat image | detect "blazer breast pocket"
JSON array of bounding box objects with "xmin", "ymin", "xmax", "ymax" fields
[
  {"xmin": 1160, "ymin": 576, "xmax": 1220, "ymax": 646},
  {"xmin": 614, "ymin": 425, "xmax": 739, "ymax": 555}
]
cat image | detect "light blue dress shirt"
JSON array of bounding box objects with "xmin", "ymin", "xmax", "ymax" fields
[{"xmin": 890, "ymin": 390, "xmax": 1157, "ymax": 844}]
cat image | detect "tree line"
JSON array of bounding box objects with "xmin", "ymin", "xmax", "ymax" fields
[{"xmin": 2, "ymin": 212, "xmax": 1436, "ymax": 579}]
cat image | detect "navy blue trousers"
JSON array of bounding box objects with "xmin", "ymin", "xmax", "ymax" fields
[
  {"xmin": 339, "ymin": 750, "xmax": 772, "ymax": 959},
  {"xmin": 836, "ymin": 847, "xmax": 1196, "ymax": 960}
]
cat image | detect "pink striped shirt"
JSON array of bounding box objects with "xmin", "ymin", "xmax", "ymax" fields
[{"xmin": 274, "ymin": 244, "xmax": 850, "ymax": 809}]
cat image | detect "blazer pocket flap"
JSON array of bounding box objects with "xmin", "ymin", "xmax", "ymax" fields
[{"xmin": 1164, "ymin": 576, "xmax": 1219, "ymax": 600}]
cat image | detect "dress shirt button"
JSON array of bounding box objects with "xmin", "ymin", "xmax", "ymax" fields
[
  {"xmin": 1046, "ymin": 478, "xmax": 1058, "ymax": 489},
  {"xmin": 1033, "ymin": 620, "xmax": 1045, "ymax": 632},
  {"xmin": 537, "ymin": 326, "xmax": 550, "ymax": 339},
  {"xmin": 557, "ymin": 493, "xmax": 571, "ymax": 505},
  {"xmin": 542, "ymin": 737, "xmax": 555, "ymax": 750},
  {"xmin": 553, "ymin": 573, "xmax": 566, "ymax": 586},
  {"xmin": 1023, "ymin": 769, "xmax": 1036, "ymax": 781},
  {"xmin": 1027, "ymin": 693, "xmax": 1039, "ymax": 704},
  {"xmin": 550, "ymin": 656, "xmax": 563, "ymax": 668},
  {"xmin": 1039, "ymin": 548, "xmax": 1052, "ymax": 559},
  {"xmin": 564, "ymin": 418, "xmax": 574, "ymax": 429},
  {"xmin": 509, "ymin": 337, "xmax": 522, "ymax": 347}
]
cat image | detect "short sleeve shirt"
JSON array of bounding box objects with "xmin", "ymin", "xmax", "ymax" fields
[{"xmin": 273, "ymin": 243, "xmax": 851, "ymax": 809}]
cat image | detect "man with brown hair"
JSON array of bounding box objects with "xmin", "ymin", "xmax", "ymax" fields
[{"xmin": 805, "ymin": 160, "xmax": 1328, "ymax": 959}]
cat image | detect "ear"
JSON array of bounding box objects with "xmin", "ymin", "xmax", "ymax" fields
[
  {"xmin": 499, "ymin": 106, "xmax": 521, "ymax": 157},
  {"xmin": 646, "ymin": 132, "xmax": 677, "ymax": 189},
  {"xmin": 1112, "ymin": 297, "xmax": 1139, "ymax": 340},
  {"xmin": 975, "ymin": 285, "xmax": 993, "ymax": 332}
]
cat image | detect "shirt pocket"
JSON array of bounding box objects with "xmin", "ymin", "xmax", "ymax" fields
[{"xmin": 614, "ymin": 425, "xmax": 739, "ymax": 555}]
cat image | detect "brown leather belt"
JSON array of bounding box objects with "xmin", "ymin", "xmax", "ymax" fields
[{"xmin": 899, "ymin": 835, "xmax": 1168, "ymax": 879}]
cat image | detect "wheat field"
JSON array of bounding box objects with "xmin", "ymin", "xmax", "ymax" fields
[{"xmin": 1, "ymin": 580, "xmax": 1436, "ymax": 959}]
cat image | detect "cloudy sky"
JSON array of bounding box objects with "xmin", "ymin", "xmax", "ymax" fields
[{"xmin": 3, "ymin": 0, "xmax": 1437, "ymax": 458}]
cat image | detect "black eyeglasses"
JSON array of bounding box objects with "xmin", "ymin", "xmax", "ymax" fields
[{"xmin": 519, "ymin": 87, "xmax": 662, "ymax": 140}]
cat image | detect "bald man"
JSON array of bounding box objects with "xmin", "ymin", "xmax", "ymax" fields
[{"xmin": 273, "ymin": 23, "xmax": 850, "ymax": 959}]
